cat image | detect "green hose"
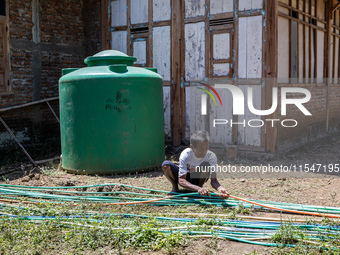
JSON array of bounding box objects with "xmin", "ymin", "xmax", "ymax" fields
[
  {"xmin": 1, "ymin": 184, "xmax": 340, "ymax": 215},
  {"xmin": 1, "ymin": 183, "xmax": 340, "ymax": 251}
]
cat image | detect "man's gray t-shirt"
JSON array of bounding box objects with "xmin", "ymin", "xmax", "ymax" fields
[{"xmin": 178, "ymin": 148, "xmax": 218, "ymax": 177}]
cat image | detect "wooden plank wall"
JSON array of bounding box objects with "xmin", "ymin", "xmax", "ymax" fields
[
  {"xmin": 109, "ymin": 0, "xmax": 173, "ymax": 141},
  {"xmin": 107, "ymin": 0, "xmax": 275, "ymax": 150},
  {"xmin": 208, "ymin": 88, "xmax": 234, "ymax": 145},
  {"xmin": 277, "ymin": 0, "xmax": 335, "ymax": 83},
  {"xmin": 278, "ymin": 16, "xmax": 290, "ymax": 82},
  {"xmin": 276, "ymin": 0, "xmax": 340, "ymax": 147},
  {"xmin": 237, "ymin": 85, "xmax": 262, "ymax": 147},
  {"xmin": 184, "ymin": 0, "xmax": 265, "ymax": 148},
  {"xmin": 238, "ymin": 15, "xmax": 263, "ymax": 79},
  {"xmin": 111, "ymin": 31, "xmax": 127, "ymax": 53},
  {"xmin": 131, "ymin": 0, "xmax": 148, "ymax": 24},
  {"xmin": 264, "ymin": 0, "xmax": 278, "ymax": 153},
  {"xmin": 184, "ymin": 22, "xmax": 206, "ymax": 81}
]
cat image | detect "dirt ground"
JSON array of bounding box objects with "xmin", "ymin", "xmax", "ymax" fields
[{"xmin": 0, "ymin": 131, "xmax": 340, "ymax": 254}]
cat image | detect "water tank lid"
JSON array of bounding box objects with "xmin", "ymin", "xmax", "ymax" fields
[{"xmin": 84, "ymin": 50, "xmax": 137, "ymax": 67}]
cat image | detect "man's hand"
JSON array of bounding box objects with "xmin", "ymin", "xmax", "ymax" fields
[
  {"xmin": 198, "ymin": 187, "xmax": 210, "ymax": 196},
  {"xmin": 217, "ymin": 187, "xmax": 230, "ymax": 199}
]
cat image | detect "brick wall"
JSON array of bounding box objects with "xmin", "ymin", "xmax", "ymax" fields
[
  {"xmin": 0, "ymin": 0, "xmax": 102, "ymax": 163},
  {"xmin": 40, "ymin": 0, "xmax": 84, "ymax": 45},
  {"xmin": 0, "ymin": 0, "xmax": 88, "ymax": 108},
  {"xmin": 277, "ymin": 84, "xmax": 339, "ymax": 152},
  {"xmin": 83, "ymin": 0, "xmax": 102, "ymax": 57},
  {"xmin": 9, "ymin": 0, "xmax": 33, "ymax": 41}
]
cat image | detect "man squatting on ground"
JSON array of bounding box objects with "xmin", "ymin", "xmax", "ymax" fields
[{"xmin": 162, "ymin": 131, "xmax": 230, "ymax": 199}]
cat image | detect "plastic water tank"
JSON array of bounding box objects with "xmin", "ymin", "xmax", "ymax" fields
[{"xmin": 59, "ymin": 50, "xmax": 164, "ymax": 174}]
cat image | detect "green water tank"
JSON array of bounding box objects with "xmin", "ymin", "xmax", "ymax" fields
[{"xmin": 59, "ymin": 50, "xmax": 164, "ymax": 174}]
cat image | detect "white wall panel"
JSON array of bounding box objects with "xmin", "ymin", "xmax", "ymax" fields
[
  {"xmin": 299, "ymin": 23, "xmax": 304, "ymax": 82},
  {"xmin": 153, "ymin": 26, "xmax": 171, "ymax": 81},
  {"xmin": 133, "ymin": 40, "xmax": 147, "ymax": 65},
  {"xmin": 209, "ymin": 86, "xmax": 233, "ymax": 144},
  {"xmin": 210, "ymin": 0, "xmax": 233, "ymax": 14},
  {"xmin": 189, "ymin": 86, "xmax": 207, "ymax": 135},
  {"xmin": 305, "ymin": 27, "xmax": 309, "ymax": 82},
  {"xmin": 278, "ymin": 17, "xmax": 289, "ymax": 82},
  {"xmin": 185, "ymin": 86, "xmax": 191, "ymax": 141},
  {"xmin": 239, "ymin": 0, "xmax": 263, "ymax": 11},
  {"xmin": 317, "ymin": 29, "xmax": 324, "ymax": 82},
  {"xmin": 185, "ymin": 0, "xmax": 205, "ymax": 18},
  {"xmin": 237, "ymin": 85, "xmax": 261, "ymax": 146},
  {"xmin": 131, "ymin": 0, "xmax": 148, "ymax": 24},
  {"xmin": 213, "ymin": 33, "xmax": 230, "ymax": 60},
  {"xmin": 335, "ymin": 37, "xmax": 339, "ymax": 83},
  {"xmin": 163, "ymin": 87, "xmax": 171, "ymax": 139},
  {"xmin": 213, "ymin": 63, "xmax": 230, "ymax": 76},
  {"xmin": 111, "ymin": 0, "xmax": 127, "ymax": 27},
  {"xmin": 330, "ymin": 36, "xmax": 334, "ymax": 83},
  {"xmin": 185, "ymin": 22, "xmax": 205, "ymax": 81},
  {"xmin": 238, "ymin": 16, "xmax": 262, "ymax": 79},
  {"xmin": 111, "ymin": 31, "xmax": 128, "ymax": 54},
  {"xmin": 153, "ymin": 0, "xmax": 171, "ymax": 21}
]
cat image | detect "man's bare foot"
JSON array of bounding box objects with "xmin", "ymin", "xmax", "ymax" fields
[{"xmin": 170, "ymin": 187, "xmax": 179, "ymax": 193}]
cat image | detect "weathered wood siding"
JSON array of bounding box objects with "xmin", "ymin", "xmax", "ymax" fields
[
  {"xmin": 188, "ymin": 87, "xmax": 207, "ymax": 134},
  {"xmin": 163, "ymin": 87, "xmax": 171, "ymax": 140},
  {"xmin": 111, "ymin": 31, "xmax": 127, "ymax": 54},
  {"xmin": 185, "ymin": 0, "xmax": 205, "ymax": 18},
  {"xmin": 153, "ymin": 0, "xmax": 171, "ymax": 21},
  {"xmin": 335, "ymin": 37, "xmax": 339, "ymax": 83},
  {"xmin": 111, "ymin": 0, "xmax": 126, "ymax": 27},
  {"xmin": 317, "ymin": 26, "xmax": 324, "ymax": 81},
  {"xmin": 278, "ymin": 16, "xmax": 289, "ymax": 81},
  {"xmin": 210, "ymin": 0, "xmax": 233, "ymax": 14},
  {"xmin": 238, "ymin": 16, "xmax": 263, "ymax": 79},
  {"xmin": 237, "ymin": 85, "xmax": 261, "ymax": 146},
  {"xmin": 185, "ymin": 22, "xmax": 205, "ymax": 81},
  {"xmin": 133, "ymin": 40, "xmax": 147, "ymax": 65},
  {"xmin": 131, "ymin": 0, "xmax": 148, "ymax": 24},
  {"xmin": 299, "ymin": 23, "xmax": 304, "ymax": 83},
  {"xmin": 208, "ymin": 87, "xmax": 234, "ymax": 145},
  {"xmin": 239, "ymin": 0, "xmax": 263, "ymax": 11},
  {"xmin": 153, "ymin": 26, "xmax": 171, "ymax": 81}
]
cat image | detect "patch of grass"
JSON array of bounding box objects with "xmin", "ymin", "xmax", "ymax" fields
[
  {"xmin": 0, "ymin": 214, "xmax": 187, "ymax": 255},
  {"xmin": 197, "ymin": 218, "xmax": 222, "ymax": 226},
  {"xmin": 235, "ymin": 204, "xmax": 253, "ymax": 215},
  {"xmin": 271, "ymin": 220, "xmax": 340, "ymax": 255},
  {"xmin": 271, "ymin": 222, "xmax": 305, "ymax": 245},
  {"xmin": 39, "ymin": 164, "xmax": 65, "ymax": 177}
]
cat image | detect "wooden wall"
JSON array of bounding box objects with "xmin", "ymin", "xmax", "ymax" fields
[
  {"xmin": 110, "ymin": 0, "xmax": 173, "ymax": 141},
  {"xmin": 106, "ymin": 0, "xmax": 340, "ymax": 155},
  {"xmin": 109, "ymin": 0, "xmax": 266, "ymax": 149},
  {"xmin": 277, "ymin": 0, "xmax": 340, "ymax": 151}
]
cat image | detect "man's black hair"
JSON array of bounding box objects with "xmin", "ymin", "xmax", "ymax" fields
[{"xmin": 190, "ymin": 130, "xmax": 210, "ymax": 148}]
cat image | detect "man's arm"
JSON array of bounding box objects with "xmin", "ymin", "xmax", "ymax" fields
[
  {"xmin": 178, "ymin": 175, "xmax": 210, "ymax": 196},
  {"xmin": 210, "ymin": 172, "xmax": 229, "ymax": 198}
]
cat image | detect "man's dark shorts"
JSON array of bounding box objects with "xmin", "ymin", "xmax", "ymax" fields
[{"xmin": 162, "ymin": 160, "xmax": 211, "ymax": 187}]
